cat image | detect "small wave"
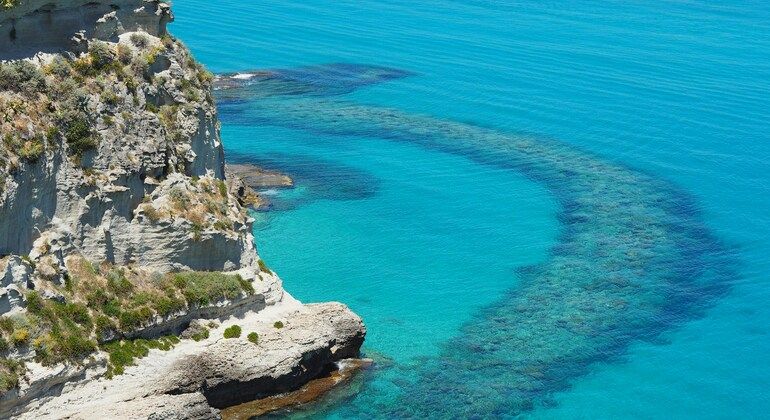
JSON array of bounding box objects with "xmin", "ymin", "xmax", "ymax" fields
[{"xmin": 231, "ymin": 73, "xmax": 257, "ymax": 80}]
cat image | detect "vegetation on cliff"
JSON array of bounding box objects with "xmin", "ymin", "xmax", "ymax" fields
[
  {"xmin": 0, "ymin": 33, "xmax": 212, "ymax": 177},
  {"xmin": 140, "ymin": 176, "xmax": 248, "ymax": 236},
  {"xmin": 0, "ymin": 256, "xmax": 255, "ymax": 391}
]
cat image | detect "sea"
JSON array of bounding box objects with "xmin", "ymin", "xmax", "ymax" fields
[{"xmin": 170, "ymin": 1, "xmax": 770, "ymax": 418}]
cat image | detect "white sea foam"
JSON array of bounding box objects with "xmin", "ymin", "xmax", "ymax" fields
[{"xmin": 232, "ymin": 73, "xmax": 256, "ymax": 80}]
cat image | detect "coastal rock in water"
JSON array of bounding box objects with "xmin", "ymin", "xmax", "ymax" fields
[
  {"xmin": 226, "ymin": 164, "xmax": 294, "ymax": 189},
  {"xmin": 226, "ymin": 163, "xmax": 294, "ymax": 210}
]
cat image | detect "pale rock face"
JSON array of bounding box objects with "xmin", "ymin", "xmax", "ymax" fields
[
  {"xmin": 0, "ymin": 256, "xmax": 33, "ymax": 314},
  {"xmin": 0, "ymin": 0, "xmax": 173, "ymax": 61},
  {"xmin": 0, "ymin": 31, "xmax": 229, "ymax": 272}
]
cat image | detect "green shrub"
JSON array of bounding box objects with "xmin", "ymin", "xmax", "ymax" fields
[
  {"xmin": 223, "ymin": 325, "xmax": 241, "ymax": 339},
  {"xmin": 53, "ymin": 332, "xmax": 97, "ymax": 361},
  {"xmin": 0, "ymin": 317, "xmax": 13, "ymax": 334},
  {"xmin": 212, "ymin": 220, "xmax": 233, "ymax": 231},
  {"xmin": 236, "ymin": 275, "xmax": 255, "ymax": 295},
  {"xmin": 129, "ymin": 33, "xmax": 149, "ymax": 48},
  {"xmin": 273, "ymin": 321, "xmax": 284, "ymax": 329},
  {"xmin": 247, "ymin": 332, "xmax": 258, "ymax": 344},
  {"xmin": 25, "ymin": 291, "xmax": 44, "ymax": 315},
  {"xmin": 0, "ymin": 60, "xmax": 47, "ymax": 95},
  {"xmin": 151, "ymin": 295, "xmax": 185, "ymax": 317},
  {"xmin": 103, "ymin": 335, "xmax": 179, "ymax": 377},
  {"xmin": 191, "ymin": 328, "xmax": 209, "ymax": 342},
  {"xmin": 0, "ymin": 358, "xmax": 24, "ymax": 392},
  {"xmin": 64, "ymin": 116, "xmax": 98, "ymax": 158},
  {"xmin": 116, "ymin": 44, "xmax": 133, "ymax": 65},
  {"xmin": 45, "ymin": 126, "xmax": 60, "ymax": 142},
  {"xmin": 95, "ymin": 315, "xmax": 116, "ymax": 341},
  {"xmin": 88, "ymin": 41, "xmax": 118, "ymax": 71},
  {"xmin": 190, "ymin": 223, "xmax": 203, "ymax": 242},
  {"xmin": 54, "ymin": 302, "xmax": 92, "ymax": 328},
  {"xmin": 118, "ymin": 307, "xmax": 153, "ymax": 331},
  {"xmin": 217, "ymin": 179, "xmax": 228, "ymax": 197},
  {"xmin": 106, "ymin": 268, "xmax": 133, "ymax": 296},
  {"xmin": 45, "ymin": 56, "xmax": 72, "ymax": 78},
  {"xmin": 0, "ymin": 337, "xmax": 9, "ymax": 353}
]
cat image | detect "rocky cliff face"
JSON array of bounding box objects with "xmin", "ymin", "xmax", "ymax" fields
[
  {"xmin": 1, "ymin": 0, "xmax": 172, "ymax": 61},
  {"xmin": 0, "ymin": 1, "xmax": 364, "ymax": 417}
]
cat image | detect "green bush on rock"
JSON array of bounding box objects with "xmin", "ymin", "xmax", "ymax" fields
[
  {"xmin": 223, "ymin": 325, "xmax": 241, "ymax": 339},
  {"xmin": 64, "ymin": 116, "xmax": 98, "ymax": 158}
]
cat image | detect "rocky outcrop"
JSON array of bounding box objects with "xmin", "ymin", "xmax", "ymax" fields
[
  {"xmin": 226, "ymin": 164, "xmax": 294, "ymax": 211},
  {"xmin": 226, "ymin": 164, "xmax": 293, "ymax": 190},
  {"xmin": 18, "ymin": 302, "xmax": 365, "ymax": 419}
]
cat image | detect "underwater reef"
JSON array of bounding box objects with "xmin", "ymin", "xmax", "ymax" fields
[{"xmin": 215, "ymin": 64, "xmax": 736, "ymax": 417}]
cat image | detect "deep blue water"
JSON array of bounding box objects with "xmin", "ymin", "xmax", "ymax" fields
[{"xmin": 171, "ymin": 1, "xmax": 770, "ymax": 418}]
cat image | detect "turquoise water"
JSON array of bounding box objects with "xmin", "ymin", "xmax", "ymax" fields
[{"xmin": 171, "ymin": 1, "xmax": 770, "ymax": 418}]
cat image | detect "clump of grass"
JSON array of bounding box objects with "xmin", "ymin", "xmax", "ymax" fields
[
  {"xmin": 129, "ymin": 33, "xmax": 149, "ymax": 48},
  {"xmin": 191, "ymin": 328, "xmax": 209, "ymax": 342},
  {"xmin": 257, "ymin": 259, "xmax": 272, "ymax": 274},
  {"xmin": 217, "ymin": 179, "xmax": 227, "ymax": 198},
  {"xmin": 64, "ymin": 116, "xmax": 98, "ymax": 159},
  {"xmin": 11, "ymin": 328, "xmax": 29, "ymax": 346},
  {"xmin": 223, "ymin": 325, "xmax": 241, "ymax": 339},
  {"xmin": 273, "ymin": 321, "xmax": 284, "ymax": 329},
  {"xmin": 0, "ymin": 60, "xmax": 47, "ymax": 95},
  {"xmin": 0, "ymin": 358, "xmax": 25, "ymax": 393},
  {"xmin": 142, "ymin": 204, "xmax": 163, "ymax": 223},
  {"xmin": 171, "ymin": 272, "xmax": 253, "ymax": 307},
  {"xmin": 247, "ymin": 332, "xmax": 258, "ymax": 344},
  {"xmin": 103, "ymin": 336, "xmax": 179, "ymax": 378},
  {"xmin": 18, "ymin": 136, "xmax": 45, "ymax": 162}
]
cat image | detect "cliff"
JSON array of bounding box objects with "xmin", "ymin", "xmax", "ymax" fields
[{"xmin": 0, "ymin": 1, "xmax": 365, "ymax": 417}]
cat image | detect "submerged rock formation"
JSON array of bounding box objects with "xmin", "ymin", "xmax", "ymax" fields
[
  {"xmin": 214, "ymin": 63, "xmax": 735, "ymax": 417},
  {"xmin": 0, "ymin": 1, "xmax": 364, "ymax": 417}
]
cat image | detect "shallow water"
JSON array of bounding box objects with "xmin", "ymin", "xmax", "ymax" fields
[{"xmin": 171, "ymin": 1, "xmax": 770, "ymax": 418}]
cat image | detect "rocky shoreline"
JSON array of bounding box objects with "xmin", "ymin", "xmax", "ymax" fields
[
  {"xmin": 221, "ymin": 358, "xmax": 372, "ymax": 419},
  {"xmin": 19, "ymin": 299, "xmax": 364, "ymax": 419}
]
